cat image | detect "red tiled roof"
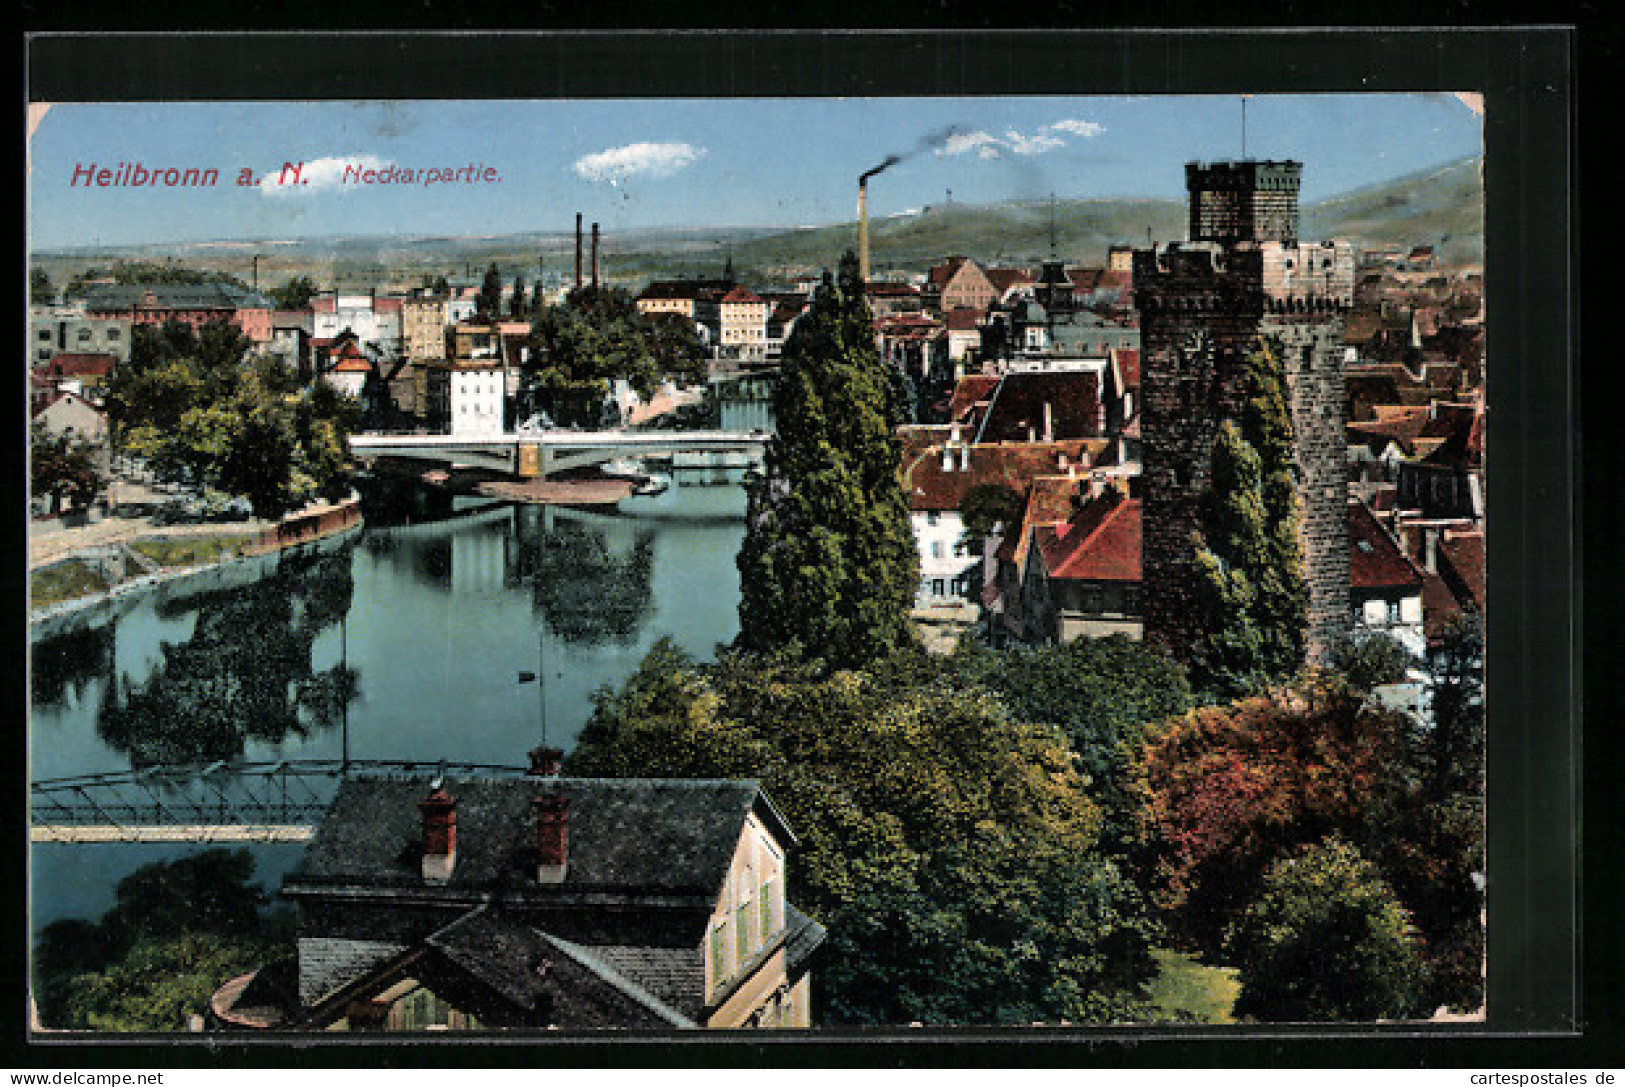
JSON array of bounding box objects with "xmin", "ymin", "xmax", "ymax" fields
[
  {"xmin": 1039, "ymin": 491, "xmax": 1141, "ymax": 583},
  {"xmin": 1110, "ymin": 347, "xmax": 1140, "ymax": 391},
  {"xmin": 944, "ymin": 308, "xmax": 987, "ymax": 332},
  {"xmin": 720, "ymin": 287, "xmax": 764, "ymax": 305},
  {"xmin": 1000, "ymin": 473, "xmax": 1089, "ymax": 570},
  {"xmin": 331, "ymin": 355, "xmax": 373, "ymax": 373},
  {"xmin": 984, "ymin": 267, "xmax": 1035, "ymax": 293},
  {"xmin": 42, "ymin": 353, "xmax": 117, "ymax": 378},
  {"xmin": 1348, "ymin": 500, "xmax": 1424, "ymax": 591},
  {"xmin": 865, "ymin": 282, "xmax": 920, "ymax": 297},
  {"xmin": 903, "ymin": 439, "xmax": 1106, "ymax": 513},
  {"xmin": 928, "ymin": 256, "xmax": 971, "ymax": 288},
  {"xmin": 948, "ymin": 375, "xmax": 1000, "ymax": 422},
  {"xmin": 1438, "ymin": 532, "xmax": 1485, "ymax": 612}
]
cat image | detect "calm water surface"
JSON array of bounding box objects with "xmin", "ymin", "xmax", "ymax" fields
[{"xmin": 28, "ymin": 473, "xmax": 750, "ymax": 935}]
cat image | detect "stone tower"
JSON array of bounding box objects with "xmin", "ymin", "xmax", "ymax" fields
[
  {"xmin": 1135, "ymin": 159, "xmax": 1349, "ymax": 667},
  {"xmin": 1186, "ymin": 159, "xmax": 1303, "ymax": 247}
]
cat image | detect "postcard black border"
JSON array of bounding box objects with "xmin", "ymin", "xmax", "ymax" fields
[{"xmin": 16, "ymin": 26, "xmax": 1598, "ymax": 1069}]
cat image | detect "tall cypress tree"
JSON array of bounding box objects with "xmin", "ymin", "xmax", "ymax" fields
[
  {"xmin": 736, "ymin": 251, "xmax": 919, "ymax": 669},
  {"xmin": 1189, "ymin": 339, "xmax": 1308, "ymax": 697}
]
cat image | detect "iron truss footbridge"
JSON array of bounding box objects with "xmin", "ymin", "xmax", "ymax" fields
[{"xmin": 30, "ymin": 760, "xmax": 531, "ymax": 845}]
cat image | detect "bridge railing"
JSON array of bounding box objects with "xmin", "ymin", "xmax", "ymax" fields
[{"xmin": 30, "ymin": 759, "xmax": 532, "ymax": 832}]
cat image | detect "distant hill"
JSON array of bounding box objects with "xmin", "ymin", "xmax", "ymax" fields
[{"xmin": 30, "ymin": 155, "xmax": 1483, "ymax": 292}]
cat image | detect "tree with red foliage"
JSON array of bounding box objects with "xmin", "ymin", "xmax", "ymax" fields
[{"xmin": 1130, "ymin": 682, "xmax": 1412, "ymax": 953}]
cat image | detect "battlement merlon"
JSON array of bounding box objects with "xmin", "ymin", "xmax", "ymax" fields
[{"xmin": 1184, "ymin": 160, "xmax": 1304, "ymax": 192}]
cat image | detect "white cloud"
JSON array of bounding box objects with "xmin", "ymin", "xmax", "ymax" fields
[
  {"xmin": 573, "ymin": 141, "xmax": 706, "ymax": 184},
  {"xmin": 938, "ymin": 118, "xmax": 1104, "ymax": 160},
  {"xmin": 258, "ymin": 154, "xmax": 389, "ymax": 196},
  {"xmin": 1050, "ymin": 118, "xmax": 1105, "ymax": 138},
  {"xmin": 944, "ymin": 130, "xmax": 1003, "ymax": 157},
  {"xmin": 1005, "ymin": 128, "xmax": 1065, "ymax": 155}
]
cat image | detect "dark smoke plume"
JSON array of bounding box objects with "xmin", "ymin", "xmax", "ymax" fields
[{"xmin": 860, "ymin": 125, "xmax": 966, "ymax": 182}]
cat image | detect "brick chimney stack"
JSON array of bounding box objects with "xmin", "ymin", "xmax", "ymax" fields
[
  {"xmin": 418, "ymin": 786, "xmax": 458, "ymax": 882},
  {"xmin": 527, "ymin": 745, "xmax": 564, "ymax": 777},
  {"xmin": 534, "ymin": 793, "xmax": 569, "ymax": 884},
  {"xmin": 591, "ymin": 223, "xmax": 601, "ymax": 289}
]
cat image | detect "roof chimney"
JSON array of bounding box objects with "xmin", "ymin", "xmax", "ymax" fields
[
  {"xmin": 419, "ymin": 786, "xmax": 458, "ymax": 882},
  {"xmin": 534, "ymin": 792, "xmax": 569, "ymax": 884},
  {"xmin": 527, "ymin": 745, "xmax": 564, "ymax": 777}
]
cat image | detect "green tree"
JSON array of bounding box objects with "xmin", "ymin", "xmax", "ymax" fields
[
  {"xmin": 956, "ymin": 481, "xmax": 1026, "ymax": 556},
  {"xmin": 104, "ymin": 321, "xmax": 356, "ymax": 517},
  {"xmin": 1368, "ymin": 611, "xmax": 1485, "ymax": 1014},
  {"xmin": 525, "ymin": 286, "xmax": 704, "ymax": 427},
  {"xmin": 938, "ymin": 636, "xmax": 1191, "ymax": 855},
  {"xmin": 1188, "ymin": 341, "xmax": 1308, "ymax": 698},
  {"xmin": 32, "ymin": 849, "xmax": 291, "ymax": 1030},
  {"xmin": 55, "ymin": 933, "xmax": 280, "ymax": 1032},
  {"xmin": 510, "ymin": 275, "xmax": 529, "ymax": 318},
  {"xmin": 31, "ymin": 267, "xmax": 55, "ymax": 305},
  {"xmin": 268, "ymin": 275, "xmax": 319, "ymax": 310},
  {"xmin": 30, "ymin": 423, "xmax": 105, "ymax": 514},
  {"xmin": 1226, "ymin": 837, "xmax": 1425, "ymax": 1022},
  {"xmin": 567, "ymin": 641, "xmax": 1160, "ymax": 1026},
  {"xmin": 735, "ymin": 251, "xmax": 919, "ymax": 670},
  {"xmin": 477, "ymin": 262, "xmax": 503, "ymax": 320},
  {"xmin": 1325, "ymin": 630, "xmax": 1418, "ymax": 694}
]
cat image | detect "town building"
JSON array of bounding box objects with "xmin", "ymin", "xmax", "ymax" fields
[
  {"xmin": 718, "ymin": 287, "xmax": 771, "ymax": 363},
  {"xmin": 1347, "ymin": 498, "xmax": 1427, "ymax": 656},
  {"xmin": 31, "ymin": 306, "xmax": 132, "ymax": 365},
  {"xmin": 211, "ymin": 772, "xmax": 824, "ymax": 1031},
  {"xmin": 1020, "ymin": 485, "xmax": 1143, "ymax": 644},
  {"xmin": 80, "ymin": 283, "xmax": 275, "ymax": 344},
  {"xmin": 924, "ymin": 256, "xmax": 998, "ymax": 314},
  {"xmin": 31, "ymin": 389, "xmax": 107, "ymax": 445}
]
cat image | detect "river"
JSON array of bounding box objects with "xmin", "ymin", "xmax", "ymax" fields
[{"xmin": 28, "ymin": 469, "xmax": 752, "ymax": 937}]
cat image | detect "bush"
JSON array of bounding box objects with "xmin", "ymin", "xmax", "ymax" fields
[{"xmin": 1226, "ymin": 837, "xmax": 1425, "ymax": 1022}]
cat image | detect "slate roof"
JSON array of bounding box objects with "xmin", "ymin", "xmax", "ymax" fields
[
  {"xmin": 286, "ymin": 776, "xmax": 788, "ymax": 906},
  {"xmin": 82, "ymin": 282, "xmax": 274, "ymax": 312}
]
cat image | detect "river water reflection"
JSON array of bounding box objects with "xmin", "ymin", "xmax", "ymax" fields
[{"xmin": 28, "ymin": 474, "xmax": 750, "ymax": 934}]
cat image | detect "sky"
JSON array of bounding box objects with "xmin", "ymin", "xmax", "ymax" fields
[{"xmin": 26, "ymin": 94, "xmax": 1483, "ymax": 251}]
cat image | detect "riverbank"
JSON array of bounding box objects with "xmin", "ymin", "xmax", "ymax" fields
[{"xmin": 28, "ymin": 497, "xmax": 363, "ymax": 627}]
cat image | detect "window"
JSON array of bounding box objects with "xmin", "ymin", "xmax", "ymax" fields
[
  {"xmin": 736, "ymin": 867, "xmax": 755, "ymax": 963},
  {"xmin": 759, "ymin": 878, "xmax": 777, "ymax": 942},
  {"xmin": 709, "ymin": 922, "xmax": 728, "ymax": 991}
]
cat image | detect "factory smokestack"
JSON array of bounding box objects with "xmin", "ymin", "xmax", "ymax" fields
[
  {"xmin": 857, "ymin": 177, "xmax": 870, "ymax": 284},
  {"xmin": 591, "ymin": 222, "xmax": 600, "ymax": 288},
  {"xmin": 857, "ymin": 157, "xmax": 899, "ymax": 285},
  {"xmin": 574, "ymin": 213, "xmax": 583, "ymax": 289}
]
